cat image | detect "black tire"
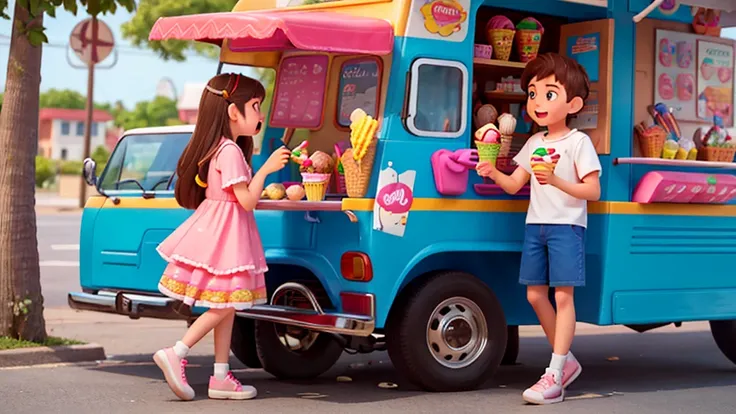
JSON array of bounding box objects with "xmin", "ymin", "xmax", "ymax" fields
[
  {"xmin": 254, "ymin": 320, "xmax": 343, "ymax": 379},
  {"xmin": 230, "ymin": 316, "xmax": 262, "ymax": 368},
  {"xmin": 386, "ymin": 271, "xmax": 507, "ymax": 392},
  {"xmin": 502, "ymin": 325, "xmax": 520, "ymax": 366},
  {"xmin": 710, "ymin": 320, "xmax": 736, "ymax": 365}
]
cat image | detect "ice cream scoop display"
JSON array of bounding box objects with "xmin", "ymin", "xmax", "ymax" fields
[{"xmin": 341, "ymin": 108, "xmax": 380, "ymax": 198}]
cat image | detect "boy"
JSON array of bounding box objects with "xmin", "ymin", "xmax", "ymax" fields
[{"xmin": 476, "ymin": 53, "xmax": 602, "ymax": 405}]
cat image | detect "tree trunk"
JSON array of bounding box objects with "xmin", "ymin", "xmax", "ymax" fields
[{"xmin": 0, "ymin": 3, "xmax": 47, "ymax": 341}]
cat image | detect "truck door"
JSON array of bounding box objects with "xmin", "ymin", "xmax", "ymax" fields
[{"xmin": 85, "ymin": 131, "xmax": 191, "ymax": 293}]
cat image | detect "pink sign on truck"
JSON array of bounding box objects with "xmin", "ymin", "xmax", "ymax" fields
[{"xmin": 270, "ymin": 54, "xmax": 329, "ymax": 129}]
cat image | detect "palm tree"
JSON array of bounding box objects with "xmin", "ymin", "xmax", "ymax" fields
[{"xmin": 0, "ymin": 2, "xmax": 46, "ymax": 341}]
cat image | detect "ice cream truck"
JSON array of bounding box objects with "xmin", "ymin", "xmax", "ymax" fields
[{"xmin": 70, "ymin": 0, "xmax": 736, "ymax": 392}]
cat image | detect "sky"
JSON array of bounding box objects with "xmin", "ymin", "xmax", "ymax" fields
[
  {"xmin": 0, "ymin": 1, "xmax": 735, "ymax": 109},
  {"xmin": 0, "ymin": 0, "xmax": 217, "ymax": 108}
]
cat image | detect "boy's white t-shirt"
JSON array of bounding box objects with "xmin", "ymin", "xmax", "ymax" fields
[{"xmin": 512, "ymin": 129, "xmax": 602, "ymax": 228}]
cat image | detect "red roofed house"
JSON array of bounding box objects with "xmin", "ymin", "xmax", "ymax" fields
[{"xmin": 38, "ymin": 108, "xmax": 113, "ymax": 160}]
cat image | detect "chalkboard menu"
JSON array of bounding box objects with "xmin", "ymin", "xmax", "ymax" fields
[
  {"xmin": 337, "ymin": 58, "xmax": 381, "ymax": 127},
  {"xmin": 270, "ymin": 55, "xmax": 329, "ymax": 129}
]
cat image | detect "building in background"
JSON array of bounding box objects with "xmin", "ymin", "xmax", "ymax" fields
[
  {"xmin": 38, "ymin": 108, "xmax": 113, "ymax": 160},
  {"xmin": 177, "ymin": 83, "xmax": 205, "ymax": 124}
]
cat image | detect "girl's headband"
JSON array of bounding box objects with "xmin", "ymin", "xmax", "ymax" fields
[{"xmin": 205, "ymin": 74, "xmax": 240, "ymax": 100}]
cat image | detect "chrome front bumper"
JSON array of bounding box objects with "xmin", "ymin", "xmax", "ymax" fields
[{"xmin": 68, "ymin": 283, "xmax": 374, "ymax": 337}]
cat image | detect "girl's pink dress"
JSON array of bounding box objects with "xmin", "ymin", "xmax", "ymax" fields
[{"xmin": 156, "ymin": 138, "xmax": 268, "ymax": 309}]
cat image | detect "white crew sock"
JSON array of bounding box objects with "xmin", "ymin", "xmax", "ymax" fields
[
  {"xmin": 173, "ymin": 341, "xmax": 189, "ymax": 359},
  {"xmin": 567, "ymin": 351, "xmax": 576, "ymax": 362},
  {"xmin": 214, "ymin": 363, "xmax": 229, "ymax": 380},
  {"xmin": 548, "ymin": 353, "xmax": 567, "ymax": 382}
]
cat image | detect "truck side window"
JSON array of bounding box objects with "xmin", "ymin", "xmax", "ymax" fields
[
  {"xmin": 406, "ymin": 58, "xmax": 468, "ymax": 138},
  {"xmin": 99, "ymin": 133, "xmax": 190, "ymax": 193}
]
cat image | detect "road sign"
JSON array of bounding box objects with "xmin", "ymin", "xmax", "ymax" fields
[{"xmin": 69, "ymin": 18, "xmax": 115, "ymax": 65}]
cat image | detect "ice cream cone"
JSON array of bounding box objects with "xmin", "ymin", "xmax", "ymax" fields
[
  {"xmin": 516, "ymin": 29, "xmax": 542, "ymax": 63},
  {"xmin": 301, "ymin": 173, "xmax": 330, "ymax": 201},
  {"xmin": 488, "ymin": 29, "xmax": 515, "ymax": 61},
  {"xmin": 476, "ymin": 141, "xmax": 501, "ymax": 164},
  {"xmin": 531, "ymin": 161, "xmax": 557, "ymax": 173}
]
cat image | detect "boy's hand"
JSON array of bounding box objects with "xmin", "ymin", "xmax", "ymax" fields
[
  {"xmin": 534, "ymin": 168, "xmax": 558, "ymax": 186},
  {"xmin": 476, "ymin": 161, "xmax": 498, "ymax": 180}
]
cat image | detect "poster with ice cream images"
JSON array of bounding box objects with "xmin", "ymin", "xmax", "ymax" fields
[
  {"xmin": 696, "ymin": 40, "xmax": 734, "ymax": 126},
  {"xmin": 654, "ymin": 30, "xmax": 698, "ymax": 122},
  {"xmin": 373, "ymin": 162, "xmax": 416, "ymax": 238}
]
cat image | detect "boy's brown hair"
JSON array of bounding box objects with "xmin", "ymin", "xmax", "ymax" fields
[{"xmin": 520, "ymin": 53, "xmax": 590, "ymax": 115}]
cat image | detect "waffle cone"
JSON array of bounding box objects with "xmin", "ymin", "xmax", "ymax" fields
[
  {"xmin": 516, "ymin": 29, "xmax": 543, "ymax": 62},
  {"xmin": 303, "ymin": 181, "xmax": 328, "ymax": 201},
  {"xmin": 342, "ymin": 140, "xmax": 377, "ymax": 198},
  {"xmin": 488, "ymin": 29, "xmax": 515, "ymax": 61},
  {"xmin": 499, "ymin": 135, "xmax": 513, "ymax": 158},
  {"xmin": 476, "ymin": 141, "xmax": 501, "ymax": 164}
]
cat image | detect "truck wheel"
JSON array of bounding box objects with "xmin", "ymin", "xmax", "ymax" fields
[
  {"xmin": 387, "ymin": 271, "xmax": 507, "ymax": 392},
  {"xmin": 502, "ymin": 325, "xmax": 520, "ymax": 365},
  {"xmin": 254, "ymin": 320, "xmax": 343, "ymax": 379},
  {"xmin": 710, "ymin": 320, "xmax": 736, "ymax": 364},
  {"xmin": 230, "ymin": 316, "xmax": 262, "ymax": 368}
]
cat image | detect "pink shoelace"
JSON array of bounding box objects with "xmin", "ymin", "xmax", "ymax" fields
[
  {"xmin": 225, "ymin": 372, "xmax": 243, "ymax": 391},
  {"xmin": 531, "ymin": 373, "xmax": 557, "ymax": 391},
  {"xmin": 180, "ymin": 359, "xmax": 190, "ymax": 384}
]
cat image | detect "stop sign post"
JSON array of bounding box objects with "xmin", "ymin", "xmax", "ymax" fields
[{"xmin": 69, "ymin": 17, "xmax": 115, "ymax": 208}]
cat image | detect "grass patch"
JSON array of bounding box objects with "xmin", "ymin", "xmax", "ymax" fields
[{"xmin": 0, "ymin": 336, "xmax": 85, "ymax": 351}]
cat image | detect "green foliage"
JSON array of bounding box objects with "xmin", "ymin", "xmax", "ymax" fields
[
  {"xmin": 59, "ymin": 159, "xmax": 83, "ymax": 175},
  {"xmin": 115, "ymin": 96, "xmax": 181, "ymax": 130},
  {"xmin": 0, "ymin": 335, "xmax": 84, "ymax": 350},
  {"xmin": 39, "ymin": 88, "xmax": 85, "ymax": 109},
  {"xmin": 91, "ymin": 145, "xmax": 110, "ymax": 164},
  {"xmin": 120, "ymin": 0, "xmax": 237, "ymax": 61},
  {"xmin": 34, "ymin": 155, "xmax": 55, "ymax": 187},
  {"xmin": 0, "ymin": 1, "xmax": 137, "ymax": 46}
]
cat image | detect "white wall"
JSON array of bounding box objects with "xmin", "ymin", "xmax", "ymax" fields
[{"xmin": 51, "ymin": 119, "xmax": 107, "ymax": 161}]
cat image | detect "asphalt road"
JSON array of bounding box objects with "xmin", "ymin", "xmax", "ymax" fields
[
  {"xmin": 37, "ymin": 212, "xmax": 82, "ymax": 308},
  {"xmin": 8, "ymin": 212, "xmax": 735, "ymax": 413}
]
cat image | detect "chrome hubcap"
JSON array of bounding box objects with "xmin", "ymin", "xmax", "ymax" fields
[{"xmin": 426, "ymin": 297, "xmax": 488, "ymax": 369}]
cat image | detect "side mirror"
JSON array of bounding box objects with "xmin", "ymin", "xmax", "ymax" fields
[{"xmin": 82, "ymin": 158, "xmax": 97, "ymax": 186}]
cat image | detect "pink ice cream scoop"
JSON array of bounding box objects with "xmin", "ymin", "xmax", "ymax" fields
[
  {"xmin": 477, "ymin": 126, "xmax": 501, "ymax": 143},
  {"xmin": 487, "ymin": 15, "xmax": 514, "ymax": 30}
]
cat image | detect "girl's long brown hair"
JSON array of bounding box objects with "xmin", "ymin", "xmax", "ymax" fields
[{"xmin": 175, "ymin": 73, "xmax": 266, "ymax": 210}]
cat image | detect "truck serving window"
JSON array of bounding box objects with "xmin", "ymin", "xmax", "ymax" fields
[
  {"xmin": 99, "ymin": 133, "xmax": 190, "ymax": 192},
  {"xmin": 406, "ymin": 58, "xmax": 468, "ymax": 138}
]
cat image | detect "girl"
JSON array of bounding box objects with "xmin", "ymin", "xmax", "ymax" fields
[{"xmin": 153, "ymin": 73, "xmax": 291, "ymax": 401}]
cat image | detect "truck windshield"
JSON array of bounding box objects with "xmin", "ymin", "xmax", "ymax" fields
[{"xmin": 99, "ymin": 133, "xmax": 190, "ymax": 192}]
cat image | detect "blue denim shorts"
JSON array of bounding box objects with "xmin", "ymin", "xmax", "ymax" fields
[{"xmin": 519, "ymin": 224, "xmax": 586, "ymax": 287}]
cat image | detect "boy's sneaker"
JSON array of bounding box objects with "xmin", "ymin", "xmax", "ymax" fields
[
  {"xmin": 562, "ymin": 355, "xmax": 583, "ymax": 389},
  {"xmin": 153, "ymin": 348, "xmax": 195, "ymax": 401},
  {"xmin": 522, "ymin": 369, "xmax": 564, "ymax": 405},
  {"xmin": 208, "ymin": 372, "xmax": 257, "ymax": 400}
]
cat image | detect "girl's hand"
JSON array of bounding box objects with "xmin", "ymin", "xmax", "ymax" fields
[{"xmin": 263, "ymin": 147, "xmax": 291, "ymax": 174}]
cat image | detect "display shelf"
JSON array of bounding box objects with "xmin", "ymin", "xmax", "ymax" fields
[
  {"xmin": 256, "ymin": 200, "xmax": 343, "ymax": 211},
  {"xmin": 614, "ymin": 157, "xmax": 736, "ymax": 170},
  {"xmin": 473, "ymin": 58, "xmax": 526, "ymax": 70},
  {"xmin": 484, "ymin": 91, "xmax": 527, "ymax": 102}
]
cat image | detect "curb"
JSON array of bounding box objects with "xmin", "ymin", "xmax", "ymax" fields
[{"xmin": 0, "ymin": 343, "xmax": 106, "ymax": 368}]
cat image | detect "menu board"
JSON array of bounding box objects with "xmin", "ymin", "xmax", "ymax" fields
[
  {"xmin": 654, "ymin": 30, "xmax": 698, "ymax": 122},
  {"xmin": 696, "ymin": 40, "xmax": 734, "ymax": 126},
  {"xmin": 337, "ymin": 58, "xmax": 381, "ymax": 127},
  {"xmin": 270, "ymin": 55, "xmax": 329, "ymax": 129}
]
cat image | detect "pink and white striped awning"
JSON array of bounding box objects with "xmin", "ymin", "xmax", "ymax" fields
[{"xmin": 149, "ymin": 11, "xmax": 394, "ymax": 55}]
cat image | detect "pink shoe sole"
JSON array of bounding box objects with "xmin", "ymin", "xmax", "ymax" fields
[
  {"xmin": 522, "ymin": 390, "xmax": 565, "ymax": 405},
  {"xmin": 153, "ymin": 351, "xmax": 194, "ymax": 401}
]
